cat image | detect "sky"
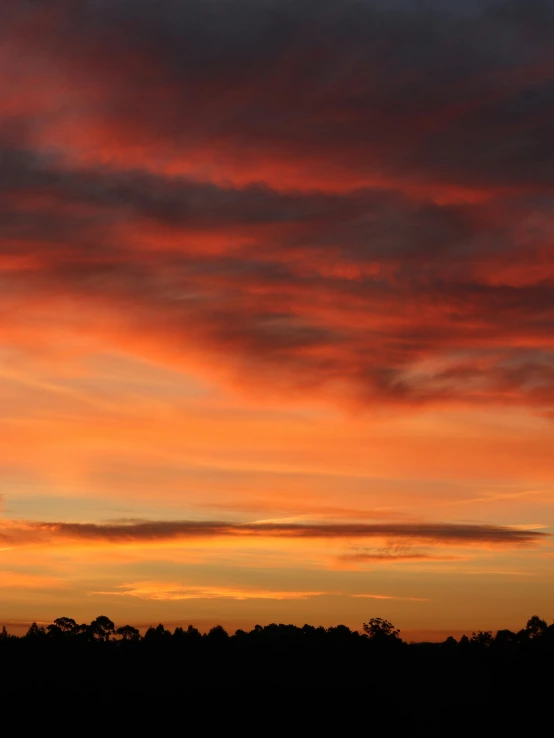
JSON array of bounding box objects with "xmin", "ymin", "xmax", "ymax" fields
[{"xmin": 1, "ymin": 0, "xmax": 554, "ymax": 640}]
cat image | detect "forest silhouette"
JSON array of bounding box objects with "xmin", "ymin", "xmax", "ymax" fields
[
  {"xmin": 2, "ymin": 612, "xmax": 553, "ymax": 732},
  {"xmin": 6, "ymin": 611, "xmax": 552, "ymax": 649},
  {"xmin": 1, "ymin": 613, "xmax": 553, "ymax": 720}
]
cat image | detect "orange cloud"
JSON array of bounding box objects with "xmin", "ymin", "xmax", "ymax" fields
[
  {"xmin": 337, "ymin": 547, "xmax": 467, "ymax": 564},
  {"xmin": 351, "ymin": 594, "xmax": 429, "ymax": 602},
  {"xmin": 93, "ymin": 581, "xmax": 429, "ymax": 603},
  {"xmin": 93, "ymin": 582, "xmax": 328, "ymax": 601}
]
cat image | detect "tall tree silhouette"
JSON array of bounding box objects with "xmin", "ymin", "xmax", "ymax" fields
[
  {"xmin": 362, "ymin": 618, "xmax": 401, "ymax": 642},
  {"xmin": 90, "ymin": 616, "xmax": 115, "ymax": 642}
]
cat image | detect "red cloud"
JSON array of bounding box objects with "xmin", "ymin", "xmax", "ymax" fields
[{"xmin": 1, "ymin": 1, "xmax": 554, "ymax": 413}]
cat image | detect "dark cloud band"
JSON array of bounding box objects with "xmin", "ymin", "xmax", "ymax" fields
[{"xmin": 0, "ymin": 520, "xmax": 546, "ymax": 547}]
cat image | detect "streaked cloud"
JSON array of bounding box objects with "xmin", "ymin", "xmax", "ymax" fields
[
  {"xmin": 351, "ymin": 594, "xmax": 429, "ymax": 602},
  {"xmin": 0, "ymin": 519, "xmax": 546, "ymax": 548},
  {"xmin": 337, "ymin": 546, "xmax": 466, "ymax": 563},
  {"xmin": 93, "ymin": 581, "xmax": 429, "ymax": 602},
  {"xmin": 1, "ymin": 2, "xmax": 554, "ymax": 413},
  {"xmin": 93, "ymin": 582, "xmax": 328, "ymax": 601}
]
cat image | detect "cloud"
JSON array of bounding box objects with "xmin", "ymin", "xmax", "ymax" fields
[
  {"xmin": 8, "ymin": 0, "xmax": 554, "ymax": 190},
  {"xmin": 92, "ymin": 581, "xmax": 428, "ymax": 602},
  {"xmin": 2, "ymin": 143, "xmax": 554, "ymax": 410},
  {"xmin": 351, "ymin": 594, "xmax": 429, "ymax": 602},
  {"xmin": 93, "ymin": 582, "xmax": 327, "ymax": 601},
  {"xmin": 0, "ymin": 519, "xmax": 546, "ymax": 548},
  {"xmin": 2, "ymin": 2, "xmax": 554, "ymax": 413},
  {"xmin": 338, "ymin": 546, "xmax": 466, "ymax": 563}
]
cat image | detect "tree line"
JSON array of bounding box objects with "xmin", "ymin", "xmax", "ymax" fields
[
  {"xmin": 1, "ymin": 611, "xmax": 553, "ymax": 732},
  {"xmin": 1, "ymin": 613, "xmax": 553, "ymax": 649}
]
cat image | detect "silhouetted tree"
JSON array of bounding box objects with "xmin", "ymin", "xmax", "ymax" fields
[
  {"xmin": 363, "ymin": 617, "xmax": 401, "ymax": 642},
  {"xmin": 74, "ymin": 623, "xmax": 91, "ymax": 638},
  {"xmin": 90, "ymin": 616, "xmax": 115, "ymax": 642},
  {"xmin": 524, "ymin": 615, "xmax": 547, "ymax": 639},
  {"xmin": 55, "ymin": 617, "xmax": 77, "ymax": 633},
  {"xmin": 495, "ymin": 629, "xmax": 517, "ymax": 647},
  {"xmin": 173, "ymin": 625, "xmax": 202, "ymax": 644},
  {"xmin": 47, "ymin": 617, "xmax": 77, "ymax": 638},
  {"xmin": 544, "ymin": 623, "xmax": 554, "ymax": 642},
  {"xmin": 144, "ymin": 623, "xmax": 171, "ymax": 641},
  {"xmin": 327, "ymin": 624, "xmax": 354, "ymax": 643},
  {"xmin": 25, "ymin": 622, "xmax": 46, "ymax": 638},
  {"xmin": 327, "ymin": 624, "xmax": 352, "ymax": 637},
  {"xmin": 185, "ymin": 624, "xmax": 202, "ymax": 644},
  {"xmin": 206, "ymin": 625, "xmax": 229, "ymax": 643},
  {"xmin": 116, "ymin": 624, "xmax": 140, "ymax": 641},
  {"xmin": 470, "ymin": 630, "xmax": 493, "ymax": 647}
]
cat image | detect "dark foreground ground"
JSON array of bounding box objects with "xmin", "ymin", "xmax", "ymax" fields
[{"xmin": 1, "ymin": 634, "xmax": 552, "ymax": 734}]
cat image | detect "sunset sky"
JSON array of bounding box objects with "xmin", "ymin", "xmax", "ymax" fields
[{"xmin": 1, "ymin": 0, "xmax": 554, "ymax": 640}]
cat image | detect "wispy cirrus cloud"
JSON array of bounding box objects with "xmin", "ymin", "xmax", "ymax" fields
[
  {"xmin": 93, "ymin": 582, "xmax": 327, "ymax": 601},
  {"xmin": 337, "ymin": 546, "xmax": 467, "ymax": 564},
  {"xmin": 351, "ymin": 594, "xmax": 429, "ymax": 602},
  {"xmin": 92, "ymin": 581, "xmax": 429, "ymax": 603}
]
